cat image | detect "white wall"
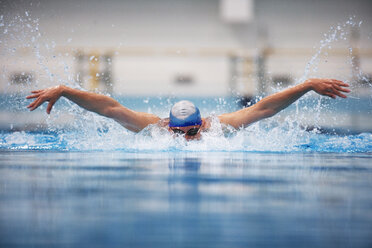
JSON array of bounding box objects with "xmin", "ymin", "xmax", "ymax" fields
[
  {"xmin": 113, "ymin": 55, "xmax": 229, "ymax": 96},
  {"xmin": 1, "ymin": 0, "xmax": 371, "ymax": 96}
]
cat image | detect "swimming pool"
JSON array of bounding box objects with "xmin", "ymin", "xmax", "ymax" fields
[
  {"xmin": 1, "ymin": 150, "xmax": 371, "ymax": 247},
  {"xmin": 0, "ymin": 80, "xmax": 371, "ymax": 247},
  {"xmin": 1, "ymin": 12, "xmax": 371, "ymax": 247}
]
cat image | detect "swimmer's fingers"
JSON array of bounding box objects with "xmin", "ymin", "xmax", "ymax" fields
[
  {"xmin": 324, "ymin": 84, "xmax": 347, "ymax": 98},
  {"xmin": 46, "ymin": 99, "xmax": 57, "ymax": 114},
  {"xmin": 26, "ymin": 93, "xmax": 42, "ymax": 99},
  {"xmin": 27, "ymin": 99, "xmax": 39, "ymax": 111},
  {"xmin": 329, "ymin": 79, "xmax": 343, "ymax": 84},
  {"xmin": 28, "ymin": 97, "xmax": 46, "ymax": 111},
  {"xmin": 329, "ymin": 83, "xmax": 349, "ymax": 98},
  {"xmin": 333, "ymin": 84, "xmax": 351, "ymax": 93},
  {"xmin": 332, "ymin": 81, "xmax": 351, "ymax": 97},
  {"xmin": 27, "ymin": 98, "xmax": 37, "ymax": 109},
  {"xmin": 324, "ymin": 92, "xmax": 336, "ymax": 99},
  {"xmin": 31, "ymin": 89, "xmax": 43, "ymax": 94},
  {"xmin": 330, "ymin": 79, "xmax": 349, "ymax": 87},
  {"xmin": 26, "ymin": 89, "xmax": 46, "ymax": 99},
  {"xmin": 331, "ymin": 88, "xmax": 347, "ymax": 98}
]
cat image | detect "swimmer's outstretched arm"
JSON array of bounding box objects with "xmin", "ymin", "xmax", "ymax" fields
[
  {"xmin": 26, "ymin": 85, "xmax": 160, "ymax": 132},
  {"xmin": 218, "ymin": 78, "xmax": 350, "ymax": 129}
]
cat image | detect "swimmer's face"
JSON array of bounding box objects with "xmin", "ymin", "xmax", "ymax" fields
[{"xmin": 169, "ymin": 125, "xmax": 202, "ymax": 141}]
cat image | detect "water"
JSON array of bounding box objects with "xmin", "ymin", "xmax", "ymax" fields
[
  {"xmin": 0, "ymin": 123, "xmax": 371, "ymax": 247},
  {"xmin": 1, "ymin": 151, "xmax": 372, "ymax": 247}
]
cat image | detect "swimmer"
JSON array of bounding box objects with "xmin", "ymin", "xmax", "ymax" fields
[{"xmin": 26, "ymin": 78, "xmax": 350, "ymax": 140}]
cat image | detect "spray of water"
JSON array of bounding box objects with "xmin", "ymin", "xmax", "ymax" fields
[{"xmin": 0, "ymin": 12, "xmax": 371, "ymax": 152}]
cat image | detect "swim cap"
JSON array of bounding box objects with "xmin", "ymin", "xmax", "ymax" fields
[{"xmin": 169, "ymin": 100, "xmax": 202, "ymax": 127}]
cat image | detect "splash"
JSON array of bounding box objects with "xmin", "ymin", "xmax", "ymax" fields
[
  {"xmin": 0, "ymin": 12, "xmax": 371, "ymax": 153},
  {"xmin": 0, "ymin": 11, "xmax": 76, "ymax": 90},
  {"xmin": 271, "ymin": 17, "xmax": 372, "ymax": 136},
  {"xmin": 1, "ymin": 122, "xmax": 371, "ymax": 153}
]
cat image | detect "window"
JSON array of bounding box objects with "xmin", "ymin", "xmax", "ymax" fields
[{"xmin": 10, "ymin": 72, "xmax": 34, "ymax": 85}]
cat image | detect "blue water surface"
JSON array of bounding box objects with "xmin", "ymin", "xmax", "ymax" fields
[{"xmin": 0, "ymin": 150, "xmax": 372, "ymax": 248}]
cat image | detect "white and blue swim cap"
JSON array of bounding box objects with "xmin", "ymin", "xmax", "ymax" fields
[{"xmin": 169, "ymin": 100, "xmax": 202, "ymax": 127}]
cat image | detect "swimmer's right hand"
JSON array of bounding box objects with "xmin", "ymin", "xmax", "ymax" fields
[{"xmin": 26, "ymin": 85, "xmax": 65, "ymax": 114}]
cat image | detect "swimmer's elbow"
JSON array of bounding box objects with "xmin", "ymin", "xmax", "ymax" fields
[
  {"xmin": 251, "ymin": 103, "xmax": 276, "ymax": 119},
  {"xmin": 261, "ymin": 108, "xmax": 276, "ymax": 118},
  {"xmin": 101, "ymin": 105, "xmax": 123, "ymax": 119}
]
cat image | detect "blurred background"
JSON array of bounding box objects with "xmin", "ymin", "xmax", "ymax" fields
[{"xmin": 0, "ymin": 0, "xmax": 371, "ymax": 132}]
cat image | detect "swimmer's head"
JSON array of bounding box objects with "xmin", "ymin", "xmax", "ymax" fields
[
  {"xmin": 169, "ymin": 100, "xmax": 202, "ymax": 127},
  {"xmin": 169, "ymin": 100, "xmax": 202, "ymax": 140}
]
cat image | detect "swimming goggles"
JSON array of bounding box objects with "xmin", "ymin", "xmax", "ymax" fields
[{"xmin": 171, "ymin": 127, "xmax": 200, "ymax": 136}]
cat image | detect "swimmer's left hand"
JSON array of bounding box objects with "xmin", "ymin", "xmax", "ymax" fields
[{"xmin": 306, "ymin": 78, "xmax": 351, "ymax": 99}]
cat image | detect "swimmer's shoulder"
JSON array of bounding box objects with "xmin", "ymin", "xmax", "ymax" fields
[
  {"xmin": 204, "ymin": 115, "xmax": 237, "ymax": 134},
  {"xmin": 158, "ymin": 118, "xmax": 170, "ymax": 128},
  {"xmin": 201, "ymin": 117, "xmax": 212, "ymax": 131}
]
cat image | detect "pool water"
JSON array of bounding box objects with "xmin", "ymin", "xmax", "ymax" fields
[{"xmin": 1, "ymin": 150, "xmax": 371, "ymax": 247}]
